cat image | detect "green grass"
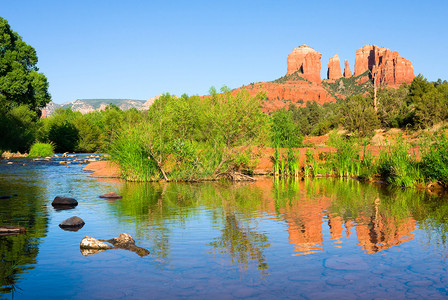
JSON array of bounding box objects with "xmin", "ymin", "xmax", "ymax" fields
[
  {"xmin": 108, "ymin": 125, "xmax": 160, "ymax": 182},
  {"xmin": 377, "ymin": 139, "xmax": 424, "ymax": 187},
  {"xmin": 28, "ymin": 142, "xmax": 54, "ymax": 157}
]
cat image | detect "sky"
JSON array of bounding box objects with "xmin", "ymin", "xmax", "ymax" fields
[{"xmin": 1, "ymin": 1, "xmax": 447, "ymax": 104}]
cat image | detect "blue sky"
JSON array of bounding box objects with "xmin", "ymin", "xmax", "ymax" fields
[{"xmin": 2, "ymin": 1, "xmax": 447, "ymax": 104}]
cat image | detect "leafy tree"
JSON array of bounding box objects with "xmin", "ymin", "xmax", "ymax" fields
[
  {"xmin": 270, "ymin": 109, "xmax": 302, "ymax": 147},
  {"xmin": 0, "ymin": 105, "xmax": 37, "ymax": 152},
  {"xmin": 0, "ymin": 17, "xmax": 51, "ymax": 115},
  {"xmin": 339, "ymin": 95, "xmax": 379, "ymax": 136}
]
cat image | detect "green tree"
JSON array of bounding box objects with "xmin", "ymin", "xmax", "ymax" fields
[
  {"xmin": 270, "ymin": 109, "xmax": 302, "ymax": 148},
  {"xmin": 0, "ymin": 17, "xmax": 51, "ymax": 115},
  {"xmin": 340, "ymin": 95, "xmax": 379, "ymax": 136}
]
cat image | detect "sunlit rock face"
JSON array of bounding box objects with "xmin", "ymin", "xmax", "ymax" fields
[
  {"xmin": 327, "ymin": 54, "xmax": 342, "ymax": 80},
  {"xmin": 354, "ymin": 45, "xmax": 415, "ymax": 87},
  {"xmin": 286, "ymin": 45, "xmax": 322, "ymax": 83},
  {"xmin": 343, "ymin": 59, "xmax": 353, "ymax": 78}
]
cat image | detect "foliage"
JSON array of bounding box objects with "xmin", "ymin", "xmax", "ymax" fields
[
  {"xmin": 28, "ymin": 142, "xmax": 54, "ymax": 157},
  {"xmin": 339, "ymin": 94, "xmax": 380, "ymax": 136},
  {"xmin": 420, "ymin": 134, "xmax": 448, "ymax": 185},
  {"xmin": 377, "ymin": 139, "xmax": 423, "ymax": 187},
  {"xmin": 270, "ymin": 70, "xmax": 308, "ymax": 84},
  {"xmin": 0, "ymin": 17, "xmax": 51, "ymax": 115},
  {"xmin": 270, "ymin": 109, "xmax": 302, "ymax": 148},
  {"xmin": 0, "ymin": 105, "xmax": 37, "ymax": 152},
  {"xmin": 322, "ymin": 71, "xmax": 372, "ymax": 98},
  {"xmin": 108, "ymin": 88, "xmax": 269, "ymax": 181}
]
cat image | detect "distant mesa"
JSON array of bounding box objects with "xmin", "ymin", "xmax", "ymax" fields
[
  {"xmin": 234, "ymin": 44, "xmax": 415, "ymax": 111},
  {"xmin": 41, "ymin": 96, "xmax": 162, "ymax": 117}
]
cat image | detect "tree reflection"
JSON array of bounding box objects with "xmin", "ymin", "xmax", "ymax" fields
[
  {"xmin": 209, "ymin": 214, "xmax": 270, "ymax": 275},
  {"xmin": 0, "ymin": 176, "xmax": 49, "ymax": 297}
]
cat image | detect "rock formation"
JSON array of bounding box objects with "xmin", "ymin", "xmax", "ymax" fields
[
  {"xmin": 327, "ymin": 54, "xmax": 342, "ymax": 80},
  {"xmin": 286, "ymin": 45, "xmax": 322, "ymax": 83},
  {"xmin": 343, "ymin": 59, "xmax": 352, "ymax": 78},
  {"xmin": 216, "ymin": 44, "xmax": 415, "ymax": 111},
  {"xmin": 354, "ymin": 45, "xmax": 414, "ymax": 87}
]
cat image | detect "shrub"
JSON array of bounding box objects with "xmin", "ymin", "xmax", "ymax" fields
[{"xmin": 28, "ymin": 142, "xmax": 54, "ymax": 157}]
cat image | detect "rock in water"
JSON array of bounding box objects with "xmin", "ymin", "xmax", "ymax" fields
[
  {"xmin": 99, "ymin": 192, "xmax": 122, "ymax": 199},
  {"xmin": 52, "ymin": 196, "xmax": 78, "ymax": 207},
  {"xmin": 107, "ymin": 233, "xmax": 135, "ymax": 246},
  {"xmin": 59, "ymin": 216, "xmax": 85, "ymax": 229},
  {"xmin": 80, "ymin": 236, "xmax": 112, "ymax": 250}
]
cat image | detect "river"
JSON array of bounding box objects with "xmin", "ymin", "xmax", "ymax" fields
[{"xmin": 0, "ymin": 156, "xmax": 447, "ymax": 299}]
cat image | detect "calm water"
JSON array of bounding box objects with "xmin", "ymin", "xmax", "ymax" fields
[{"xmin": 1, "ymin": 157, "xmax": 448, "ymax": 299}]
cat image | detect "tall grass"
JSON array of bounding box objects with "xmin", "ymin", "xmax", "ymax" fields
[
  {"xmin": 420, "ymin": 133, "xmax": 448, "ymax": 186},
  {"xmin": 108, "ymin": 125, "xmax": 159, "ymax": 182},
  {"xmin": 377, "ymin": 138, "xmax": 423, "ymax": 187},
  {"xmin": 28, "ymin": 142, "xmax": 54, "ymax": 157}
]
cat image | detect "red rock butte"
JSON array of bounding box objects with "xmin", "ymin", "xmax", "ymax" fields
[
  {"xmin": 354, "ymin": 45, "xmax": 415, "ymax": 87},
  {"xmin": 234, "ymin": 44, "xmax": 415, "ymax": 111},
  {"xmin": 287, "ymin": 45, "xmax": 322, "ymax": 83}
]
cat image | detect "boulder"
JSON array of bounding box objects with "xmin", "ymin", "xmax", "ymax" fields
[
  {"xmin": 343, "ymin": 59, "xmax": 352, "ymax": 78},
  {"xmin": 80, "ymin": 236, "xmax": 112, "ymax": 250},
  {"xmin": 104, "ymin": 233, "xmax": 150, "ymax": 257},
  {"xmin": 286, "ymin": 45, "xmax": 322, "ymax": 83},
  {"xmin": 59, "ymin": 216, "xmax": 85, "ymax": 228},
  {"xmin": 327, "ymin": 54, "xmax": 342, "ymax": 79},
  {"xmin": 99, "ymin": 192, "xmax": 122, "ymax": 199},
  {"xmin": 52, "ymin": 196, "xmax": 78, "ymax": 207}
]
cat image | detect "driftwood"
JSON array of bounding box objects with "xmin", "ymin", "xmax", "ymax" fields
[{"xmin": 0, "ymin": 226, "xmax": 26, "ymax": 236}]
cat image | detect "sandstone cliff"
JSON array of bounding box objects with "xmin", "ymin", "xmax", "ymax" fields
[
  {"xmin": 354, "ymin": 45, "xmax": 414, "ymax": 87},
  {"xmin": 286, "ymin": 45, "xmax": 322, "ymax": 83},
  {"xmin": 343, "ymin": 59, "xmax": 353, "ymax": 78},
  {"xmin": 327, "ymin": 54, "xmax": 342, "ymax": 80}
]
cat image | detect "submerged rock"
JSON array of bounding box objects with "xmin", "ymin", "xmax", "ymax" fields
[
  {"xmin": 52, "ymin": 196, "xmax": 78, "ymax": 207},
  {"xmin": 0, "ymin": 195, "xmax": 11, "ymax": 200},
  {"xmin": 80, "ymin": 236, "xmax": 112, "ymax": 250},
  {"xmin": 59, "ymin": 216, "xmax": 85, "ymax": 230},
  {"xmin": 99, "ymin": 192, "xmax": 122, "ymax": 199}
]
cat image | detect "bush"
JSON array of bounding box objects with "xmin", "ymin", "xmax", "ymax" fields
[
  {"xmin": 28, "ymin": 142, "xmax": 54, "ymax": 157},
  {"xmin": 421, "ymin": 134, "xmax": 448, "ymax": 185}
]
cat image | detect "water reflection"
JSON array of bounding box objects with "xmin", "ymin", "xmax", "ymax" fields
[
  {"xmin": 110, "ymin": 178, "xmax": 448, "ymax": 267},
  {"xmin": 0, "ymin": 170, "xmax": 49, "ymax": 295}
]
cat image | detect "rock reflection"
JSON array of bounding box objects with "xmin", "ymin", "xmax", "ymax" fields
[{"xmin": 109, "ymin": 177, "xmax": 448, "ymax": 274}]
